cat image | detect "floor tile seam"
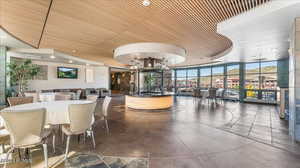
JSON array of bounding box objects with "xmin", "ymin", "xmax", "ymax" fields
[
  {"xmin": 247, "ymin": 111, "xmax": 258, "ymax": 137},
  {"xmin": 217, "ymin": 126, "xmax": 300, "ymax": 157}
]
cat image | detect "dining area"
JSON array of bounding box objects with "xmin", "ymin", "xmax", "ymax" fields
[
  {"xmin": 192, "ymin": 88, "xmax": 226, "ymax": 105},
  {"xmin": 0, "ymin": 94, "xmax": 112, "ymax": 168}
]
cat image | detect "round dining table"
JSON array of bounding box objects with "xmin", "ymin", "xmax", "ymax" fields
[{"xmin": 0, "ymin": 100, "xmax": 94, "ymax": 125}]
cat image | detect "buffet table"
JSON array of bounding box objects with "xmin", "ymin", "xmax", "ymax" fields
[{"xmin": 125, "ymin": 94, "xmax": 173, "ymax": 110}]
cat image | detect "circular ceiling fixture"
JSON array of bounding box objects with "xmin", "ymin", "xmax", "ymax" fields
[
  {"xmin": 114, "ymin": 42, "xmax": 186, "ymax": 70},
  {"xmin": 142, "ymin": 0, "xmax": 151, "ymax": 6}
]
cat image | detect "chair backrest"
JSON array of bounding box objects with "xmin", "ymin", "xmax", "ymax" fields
[
  {"xmin": 68, "ymin": 102, "xmax": 96, "ymax": 134},
  {"xmin": 7, "ymin": 97, "xmax": 34, "ymax": 107},
  {"xmin": 86, "ymin": 95, "xmax": 98, "ymax": 101},
  {"xmin": 102, "ymin": 96, "xmax": 112, "ymax": 117},
  {"xmin": 0, "ymin": 108, "xmax": 46, "ymax": 147}
]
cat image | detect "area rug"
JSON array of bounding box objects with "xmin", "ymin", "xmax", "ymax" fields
[
  {"xmin": 64, "ymin": 153, "xmax": 149, "ymax": 168},
  {"xmin": 1, "ymin": 150, "xmax": 148, "ymax": 168}
]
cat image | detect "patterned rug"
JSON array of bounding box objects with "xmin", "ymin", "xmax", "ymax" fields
[
  {"xmin": 1, "ymin": 151, "xmax": 148, "ymax": 168},
  {"xmin": 64, "ymin": 153, "xmax": 149, "ymax": 168}
]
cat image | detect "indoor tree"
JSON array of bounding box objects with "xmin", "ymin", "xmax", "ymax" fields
[{"xmin": 7, "ymin": 59, "xmax": 40, "ymax": 96}]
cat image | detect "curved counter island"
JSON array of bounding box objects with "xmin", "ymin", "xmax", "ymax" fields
[{"xmin": 125, "ymin": 94, "xmax": 173, "ymax": 110}]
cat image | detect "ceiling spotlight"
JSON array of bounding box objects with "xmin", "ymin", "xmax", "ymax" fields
[
  {"xmin": 142, "ymin": 0, "xmax": 151, "ymax": 6},
  {"xmin": 50, "ymin": 55, "xmax": 56, "ymax": 59},
  {"xmin": 86, "ymin": 63, "xmax": 90, "ymax": 66},
  {"xmin": 72, "ymin": 50, "xmax": 77, "ymax": 53},
  {"xmin": 68, "ymin": 60, "xmax": 73, "ymax": 63}
]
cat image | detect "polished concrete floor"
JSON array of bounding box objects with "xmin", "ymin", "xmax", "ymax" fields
[
  {"xmin": 71, "ymin": 96, "xmax": 300, "ymax": 168},
  {"xmin": 6, "ymin": 96, "xmax": 300, "ymax": 168}
]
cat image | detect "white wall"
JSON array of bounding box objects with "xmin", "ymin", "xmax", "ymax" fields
[{"xmin": 28, "ymin": 61, "xmax": 109, "ymax": 91}]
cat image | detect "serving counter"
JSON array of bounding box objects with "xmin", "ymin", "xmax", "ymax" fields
[{"xmin": 125, "ymin": 94, "xmax": 173, "ymax": 110}]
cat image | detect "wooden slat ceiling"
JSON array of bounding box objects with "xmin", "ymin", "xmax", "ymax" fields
[{"xmin": 1, "ymin": 0, "xmax": 270, "ymax": 67}]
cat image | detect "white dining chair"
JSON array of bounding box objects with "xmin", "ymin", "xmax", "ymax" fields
[
  {"xmin": 1, "ymin": 108, "xmax": 49, "ymax": 168},
  {"xmin": 62, "ymin": 102, "xmax": 96, "ymax": 159},
  {"xmin": 101, "ymin": 96, "xmax": 112, "ymax": 134}
]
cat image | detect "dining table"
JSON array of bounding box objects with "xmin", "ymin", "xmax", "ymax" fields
[{"xmin": 0, "ymin": 100, "xmax": 94, "ymax": 125}]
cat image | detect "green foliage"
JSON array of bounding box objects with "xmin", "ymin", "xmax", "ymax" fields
[
  {"xmin": 144, "ymin": 74, "xmax": 155, "ymax": 92},
  {"xmin": 7, "ymin": 59, "xmax": 40, "ymax": 96}
]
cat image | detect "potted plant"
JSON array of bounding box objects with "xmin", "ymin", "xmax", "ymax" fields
[{"xmin": 7, "ymin": 59, "xmax": 41, "ymax": 97}]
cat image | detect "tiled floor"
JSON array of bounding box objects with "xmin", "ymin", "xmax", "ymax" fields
[{"xmin": 4, "ymin": 96, "xmax": 300, "ymax": 168}]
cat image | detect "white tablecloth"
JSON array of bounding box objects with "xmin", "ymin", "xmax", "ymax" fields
[{"xmin": 0, "ymin": 100, "xmax": 93, "ymax": 125}]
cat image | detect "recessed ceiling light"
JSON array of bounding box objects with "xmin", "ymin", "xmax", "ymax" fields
[
  {"xmin": 86, "ymin": 63, "xmax": 90, "ymax": 66},
  {"xmin": 142, "ymin": 0, "xmax": 151, "ymax": 6},
  {"xmin": 72, "ymin": 50, "xmax": 77, "ymax": 53},
  {"xmin": 50, "ymin": 55, "xmax": 56, "ymax": 59},
  {"xmin": 69, "ymin": 60, "xmax": 73, "ymax": 63}
]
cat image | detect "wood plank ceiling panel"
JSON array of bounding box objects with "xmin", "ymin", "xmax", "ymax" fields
[
  {"xmin": 1, "ymin": 0, "xmax": 270, "ymax": 66},
  {"xmin": 0, "ymin": 0, "xmax": 52, "ymax": 47}
]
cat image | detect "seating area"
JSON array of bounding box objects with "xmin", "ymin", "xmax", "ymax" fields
[
  {"xmin": 2, "ymin": 1, "xmax": 300, "ymax": 168},
  {"xmin": 1, "ymin": 94, "xmax": 112, "ymax": 168}
]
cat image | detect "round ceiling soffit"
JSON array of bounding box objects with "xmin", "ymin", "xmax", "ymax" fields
[{"xmin": 113, "ymin": 42, "xmax": 186, "ymax": 65}]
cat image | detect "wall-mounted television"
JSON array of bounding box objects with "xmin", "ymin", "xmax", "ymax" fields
[{"xmin": 57, "ymin": 67, "xmax": 78, "ymax": 79}]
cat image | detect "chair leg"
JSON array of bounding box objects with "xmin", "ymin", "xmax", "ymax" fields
[
  {"xmin": 4, "ymin": 147, "xmax": 14, "ymax": 168},
  {"xmin": 1, "ymin": 144, "xmax": 5, "ymax": 153},
  {"xmin": 52, "ymin": 134, "xmax": 56, "ymax": 153},
  {"xmin": 105, "ymin": 118, "xmax": 109, "ymax": 134},
  {"xmin": 64, "ymin": 135, "xmax": 71, "ymax": 160},
  {"xmin": 90, "ymin": 130, "xmax": 96, "ymax": 149},
  {"xmin": 42, "ymin": 143, "xmax": 48, "ymax": 168},
  {"xmin": 83, "ymin": 132, "xmax": 86, "ymax": 144}
]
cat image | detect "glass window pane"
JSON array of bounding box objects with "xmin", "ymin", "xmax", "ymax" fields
[
  {"xmin": 176, "ymin": 69, "xmax": 186, "ymax": 78},
  {"xmin": 163, "ymin": 70, "xmax": 172, "ymax": 78},
  {"xmin": 200, "ymin": 67, "xmax": 211, "ymax": 77},
  {"xmin": 261, "ymin": 61, "xmax": 277, "ymax": 73},
  {"xmin": 261, "ymin": 73, "xmax": 277, "ymax": 90},
  {"xmin": 199, "ymin": 76, "xmax": 211, "ymax": 88},
  {"xmin": 245, "ymin": 74, "xmax": 260, "ymax": 89},
  {"xmin": 212, "ymin": 76, "xmax": 224, "ymax": 88},
  {"xmin": 176, "ymin": 78, "xmax": 186, "ymax": 88},
  {"xmin": 187, "ymin": 69, "xmax": 198, "ymax": 77},
  {"xmin": 212, "ymin": 66, "xmax": 224, "ymax": 76},
  {"xmin": 245, "ymin": 63, "xmax": 259, "ymax": 73},
  {"xmin": 163, "ymin": 77, "xmax": 174, "ymax": 92},
  {"xmin": 227, "ymin": 64, "xmax": 240, "ymax": 75},
  {"xmin": 187, "ymin": 77, "xmax": 198, "ymax": 88},
  {"xmin": 227, "ymin": 75, "xmax": 240, "ymax": 89}
]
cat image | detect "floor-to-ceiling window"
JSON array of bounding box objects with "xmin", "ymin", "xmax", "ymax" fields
[
  {"xmin": 244, "ymin": 61, "xmax": 278, "ymax": 103},
  {"xmin": 173, "ymin": 61, "xmax": 278, "ymax": 103},
  {"xmin": 226, "ymin": 64, "xmax": 240, "ymax": 100},
  {"xmin": 187, "ymin": 69, "xmax": 198, "ymax": 89},
  {"xmin": 212, "ymin": 66, "xmax": 224, "ymax": 88},
  {"xmin": 175, "ymin": 68, "xmax": 198, "ymax": 95},
  {"xmin": 163, "ymin": 70, "xmax": 175, "ymax": 93},
  {"xmin": 199, "ymin": 67, "xmax": 211, "ymax": 89}
]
